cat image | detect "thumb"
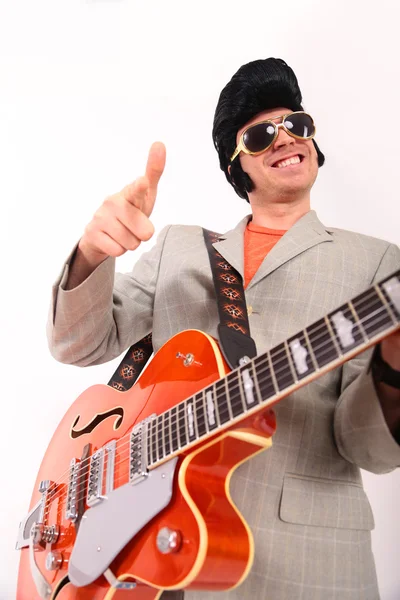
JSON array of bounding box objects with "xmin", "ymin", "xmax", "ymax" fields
[{"xmin": 144, "ymin": 142, "xmax": 166, "ymax": 213}]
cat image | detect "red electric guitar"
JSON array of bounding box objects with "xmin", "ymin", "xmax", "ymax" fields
[{"xmin": 16, "ymin": 271, "xmax": 400, "ymax": 599}]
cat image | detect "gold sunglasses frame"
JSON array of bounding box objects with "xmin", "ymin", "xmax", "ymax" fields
[{"xmin": 230, "ymin": 111, "xmax": 316, "ymax": 162}]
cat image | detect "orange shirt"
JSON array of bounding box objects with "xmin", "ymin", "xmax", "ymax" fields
[{"xmin": 244, "ymin": 221, "xmax": 287, "ymax": 288}]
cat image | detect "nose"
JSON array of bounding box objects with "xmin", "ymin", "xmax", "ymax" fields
[{"xmin": 273, "ymin": 125, "xmax": 295, "ymax": 149}]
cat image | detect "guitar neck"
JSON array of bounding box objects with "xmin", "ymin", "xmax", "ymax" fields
[{"xmin": 146, "ymin": 270, "xmax": 400, "ymax": 468}]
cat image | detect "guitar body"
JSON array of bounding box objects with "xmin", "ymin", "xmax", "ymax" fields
[{"xmin": 17, "ymin": 330, "xmax": 276, "ymax": 599}]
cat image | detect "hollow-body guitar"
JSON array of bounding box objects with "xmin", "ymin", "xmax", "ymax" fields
[{"xmin": 16, "ymin": 271, "xmax": 400, "ymax": 599}]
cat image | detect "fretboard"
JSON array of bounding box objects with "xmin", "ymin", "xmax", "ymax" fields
[{"xmin": 146, "ymin": 270, "xmax": 400, "ymax": 467}]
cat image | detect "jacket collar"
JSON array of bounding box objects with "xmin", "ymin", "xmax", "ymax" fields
[{"xmin": 212, "ymin": 210, "xmax": 333, "ymax": 290}]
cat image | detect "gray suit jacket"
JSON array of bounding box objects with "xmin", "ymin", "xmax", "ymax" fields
[{"xmin": 48, "ymin": 211, "xmax": 400, "ymax": 600}]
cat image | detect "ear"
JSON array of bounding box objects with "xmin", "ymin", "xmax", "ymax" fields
[{"xmin": 228, "ymin": 165, "xmax": 231, "ymax": 175}]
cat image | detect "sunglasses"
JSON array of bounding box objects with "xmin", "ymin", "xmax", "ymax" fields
[{"xmin": 230, "ymin": 111, "xmax": 316, "ymax": 162}]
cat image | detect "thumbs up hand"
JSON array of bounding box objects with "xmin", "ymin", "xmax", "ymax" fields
[{"xmin": 78, "ymin": 142, "xmax": 166, "ymax": 263}]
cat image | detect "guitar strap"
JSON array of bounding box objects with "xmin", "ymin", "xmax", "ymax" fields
[
  {"xmin": 107, "ymin": 228, "xmax": 257, "ymax": 389},
  {"xmin": 202, "ymin": 228, "xmax": 257, "ymax": 367}
]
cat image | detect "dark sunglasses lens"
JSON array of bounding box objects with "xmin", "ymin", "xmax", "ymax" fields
[
  {"xmin": 243, "ymin": 122, "xmax": 276, "ymax": 152},
  {"xmin": 284, "ymin": 113, "xmax": 315, "ymax": 138}
]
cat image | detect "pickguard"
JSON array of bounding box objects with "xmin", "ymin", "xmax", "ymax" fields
[
  {"xmin": 70, "ymin": 407, "xmax": 124, "ymax": 439},
  {"xmin": 68, "ymin": 457, "xmax": 178, "ymax": 587}
]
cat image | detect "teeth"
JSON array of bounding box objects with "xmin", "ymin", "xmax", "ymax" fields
[{"xmin": 276, "ymin": 155, "xmax": 301, "ymax": 168}]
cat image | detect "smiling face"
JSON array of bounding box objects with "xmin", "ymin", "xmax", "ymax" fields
[{"xmin": 235, "ymin": 107, "xmax": 319, "ymax": 206}]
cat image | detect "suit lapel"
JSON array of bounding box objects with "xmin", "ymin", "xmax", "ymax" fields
[
  {"xmin": 212, "ymin": 211, "xmax": 333, "ymax": 289},
  {"xmin": 211, "ymin": 215, "xmax": 249, "ymax": 277}
]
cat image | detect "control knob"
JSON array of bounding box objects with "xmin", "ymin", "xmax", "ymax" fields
[
  {"xmin": 45, "ymin": 551, "xmax": 63, "ymax": 571},
  {"xmin": 156, "ymin": 527, "xmax": 182, "ymax": 554}
]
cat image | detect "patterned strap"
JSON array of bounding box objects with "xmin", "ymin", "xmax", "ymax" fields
[
  {"xmin": 202, "ymin": 229, "xmax": 251, "ymax": 334},
  {"xmin": 107, "ymin": 333, "xmax": 153, "ymax": 390},
  {"xmin": 202, "ymin": 229, "xmax": 257, "ymax": 368},
  {"xmin": 107, "ymin": 229, "xmax": 257, "ymax": 390}
]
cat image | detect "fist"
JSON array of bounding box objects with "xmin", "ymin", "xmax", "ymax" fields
[{"xmin": 79, "ymin": 142, "xmax": 166, "ymax": 262}]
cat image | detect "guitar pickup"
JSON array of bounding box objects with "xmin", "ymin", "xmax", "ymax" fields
[{"xmin": 87, "ymin": 441, "xmax": 116, "ymax": 507}]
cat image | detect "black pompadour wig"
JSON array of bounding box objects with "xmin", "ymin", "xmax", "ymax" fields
[{"xmin": 212, "ymin": 58, "xmax": 325, "ymax": 202}]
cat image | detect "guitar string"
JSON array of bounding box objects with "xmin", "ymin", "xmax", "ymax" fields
[
  {"xmin": 41, "ymin": 296, "xmax": 397, "ymax": 517},
  {"xmin": 41, "ymin": 296, "xmax": 397, "ymax": 515},
  {"xmin": 41, "ymin": 298, "xmax": 398, "ymax": 518}
]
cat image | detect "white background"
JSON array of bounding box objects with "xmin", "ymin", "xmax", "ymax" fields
[{"xmin": 1, "ymin": 0, "xmax": 399, "ymax": 598}]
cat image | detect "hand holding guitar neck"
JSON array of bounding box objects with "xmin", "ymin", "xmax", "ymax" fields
[{"xmin": 66, "ymin": 142, "xmax": 166, "ymax": 289}]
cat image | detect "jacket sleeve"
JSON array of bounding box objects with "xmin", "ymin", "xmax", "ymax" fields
[
  {"xmin": 334, "ymin": 242, "xmax": 400, "ymax": 474},
  {"xmin": 46, "ymin": 225, "xmax": 172, "ymax": 367}
]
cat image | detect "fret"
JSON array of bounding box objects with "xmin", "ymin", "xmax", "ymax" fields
[
  {"xmin": 193, "ymin": 397, "xmax": 200, "ymax": 439},
  {"xmin": 215, "ymin": 379, "xmax": 230, "ymax": 424},
  {"xmin": 351, "ymin": 288, "xmax": 393, "ymax": 339},
  {"xmin": 170, "ymin": 406, "xmax": 179, "ymax": 452},
  {"xmin": 324, "ymin": 315, "xmax": 342, "ymax": 357},
  {"xmin": 266, "ymin": 351, "xmax": 279, "ymax": 394},
  {"xmin": 238, "ymin": 362, "xmax": 259, "ymax": 408},
  {"xmin": 146, "ymin": 418, "xmax": 153, "ymax": 465},
  {"xmin": 194, "ymin": 392, "xmax": 207, "ymax": 437},
  {"xmin": 204, "ymin": 385, "xmax": 219, "ymax": 432},
  {"xmin": 375, "ymin": 284, "xmax": 397, "ymax": 324},
  {"xmin": 224, "ymin": 378, "xmax": 234, "ymax": 421},
  {"xmin": 150, "ymin": 418, "xmax": 157, "ymax": 465},
  {"xmin": 270, "ymin": 342, "xmax": 295, "ymax": 391},
  {"xmin": 303, "ymin": 328, "xmax": 319, "ymax": 371},
  {"xmin": 213, "ymin": 384, "xmax": 221, "ymax": 427},
  {"xmin": 380, "ymin": 274, "xmax": 400, "ymax": 317},
  {"xmin": 168, "ymin": 409, "xmax": 173, "ymax": 455},
  {"xmin": 348, "ymin": 300, "xmax": 368, "ymax": 341},
  {"xmin": 178, "ymin": 402, "xmax": 188, "ymax": 448},
  {"xmin": 163, "ymin": 411, "xmax": 171, "ymax": 457},
  {"xmin": 287, "ymin": 331, "xmax": 315, "ymax": 380},
  {"xmin": 328, "ymin": 302, "xmax": 364, "ymax": 353},
  {"xmin": 306, "ymin": 318, "xmax": 339, "ymax": 369},
  {"xmin": 284, "ymin": 340, "xmax": 298, "ymax": 383},
  {"xmin": 186, "ymin": 398, "xmax": 197, "ymax": 442},
  {"xmin": 157, "ymin": 416, "xmax": 164, "ymax": 461},
  {"xmin": 254, "ymin": 354, "xmax": 277, "ymax": 401},
  {"xmin": 146, "ymin": 420, "xmax": 152, "ymax": 467},
  {"xmin": 154, "ymin": 418, "xmax": 161, "ymax": 463},
  {"xmin": 249, "ymin": 360, "xmax": 263, "ymax": 405},
  {"xmin": 228, "ymin": 369, "xmax": 247, "ymax": 416}
]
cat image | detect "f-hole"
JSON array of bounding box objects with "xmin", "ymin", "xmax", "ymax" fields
[{"xmin": 70, "ymin": 407, "xmax": 124, "ymax": 439}]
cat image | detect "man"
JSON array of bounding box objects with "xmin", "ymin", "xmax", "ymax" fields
[{"xmin": 48, "ymin": 58, "xmax": 400, "ymax": 599}]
